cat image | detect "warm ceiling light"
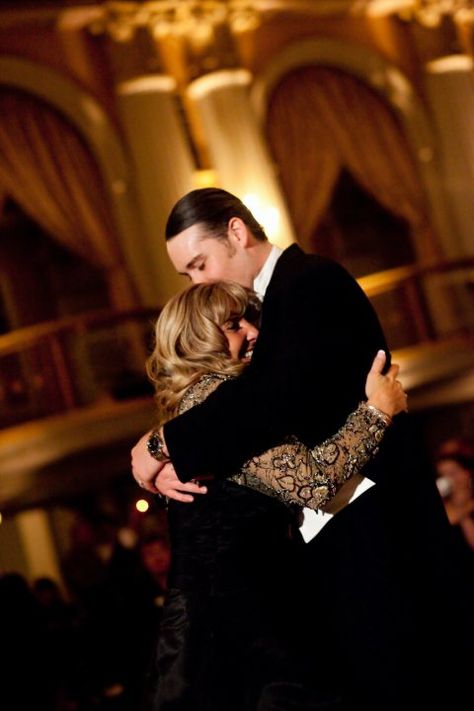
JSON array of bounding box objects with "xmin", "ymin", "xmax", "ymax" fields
[
  {"xmin": 194, "ymin": 169, "xmax": 218, "ymax": 188},
  {"xmin": 242, "ymin": 193, "xmax": 281, "ymax": 241},
  {"xmin": 136, "ymin": 499, "xmax": 150, "ymax": 512}
]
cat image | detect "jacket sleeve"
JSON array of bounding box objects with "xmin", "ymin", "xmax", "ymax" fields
[
  {"xmin": 164, "ymin": 258, "xmax": 390, "ymax": 482},
  {"xmin": 178, "ymin": 375, "xmax": 391, "ymax": 509}
]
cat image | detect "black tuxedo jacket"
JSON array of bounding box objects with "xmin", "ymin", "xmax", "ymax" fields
[
  {"xmin": 165, "ymin": 244, "xmax": 391, "ymax": 481},
  {"xmin": 164, "ymin": 245, "xmax": 472, "ymax": 708}
]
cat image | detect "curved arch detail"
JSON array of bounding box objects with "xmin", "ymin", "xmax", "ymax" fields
[
  {"xmin": 0, "ymin": 55, "xmax": 164, "ymax": 304},
  {"xmin": 251, "ymin": 38, "xmax": 459, "ymax": 259},
  {"xmin": 0, "ymin": 55, "xmax": 129, "ymax": 193},
  {"xmin": 252, "ymin": 38, "xmax": 434, "ymax": 156}
]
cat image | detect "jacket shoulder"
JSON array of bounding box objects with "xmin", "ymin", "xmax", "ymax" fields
[{"xmin": 273, "ymin": 245, "xmax": 356, "ymax": 290}]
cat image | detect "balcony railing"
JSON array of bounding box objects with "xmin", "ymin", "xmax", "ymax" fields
[
  {"xmin": 0, "ymin": 309, "xmax": 159, "ymax": 429},
  {"xmin": 0, "ymin": 258, "xmax": 473, "ymax": 429},
  {"xmin": 358, "ymin": 256, "xmax": 474, "ymax": 349}
]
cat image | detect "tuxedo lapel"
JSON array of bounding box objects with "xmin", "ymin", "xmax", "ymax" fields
[{"xmin": 264, "ymin": 244, "xmax": 307, "ymax": 301}]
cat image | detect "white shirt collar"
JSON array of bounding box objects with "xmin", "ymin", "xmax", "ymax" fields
[{"xmin": 253, "ymin": 245, "xmax": 283, "ymax": 300}]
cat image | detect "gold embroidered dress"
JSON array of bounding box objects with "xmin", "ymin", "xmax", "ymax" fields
[{"xmin": 148, "ymin": 372, "xmax": 390, "ymax": 711}]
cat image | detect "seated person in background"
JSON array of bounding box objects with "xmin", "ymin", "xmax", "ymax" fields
[
  {"xmin": 436, "ymin": 437, "xmax": 474, "ymax": 555},
  {"xmin": 142, "ymin": 281, "xmax": 407, "ymax": 711}
]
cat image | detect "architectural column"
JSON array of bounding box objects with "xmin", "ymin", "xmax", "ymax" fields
[
  {"xmin": 187, "ymin": 69, "xmax": 296, "ymax": 248},
  {"xmin": 117, "ymin": 76, "xmax": 194, "ymax": 305},
  {"xmin": 418, "ymin": 55, "xmax": 474, "ymax": 335},
  {"xmin": 424, "ymin": 55, "xmax": 474, "ymax": 257},
  {"xmin": 16, "ymin": 509, "xmax": 63, "ymax": 586}
]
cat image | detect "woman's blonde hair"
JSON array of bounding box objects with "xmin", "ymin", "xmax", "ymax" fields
[{"xmin": 146, "ymin": 281, "xmax": 259, "ymax": 427}]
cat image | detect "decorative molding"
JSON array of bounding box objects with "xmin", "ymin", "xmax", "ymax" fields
[
  {"xmin": 363, "ymin": 0, "xmax": 474, "ymax": 26},
  {"xmin": 89, "ymin": 1, "xmax": 261, "ymax": 43}
]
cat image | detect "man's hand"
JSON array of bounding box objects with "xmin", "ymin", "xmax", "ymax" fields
[
  {"xmin": 131, "ymin": 431, "xmax": 165, "ymax": 494},
  {"xmin": 154, "ymin": 462, "xmax": 208, "ymax": 503}
]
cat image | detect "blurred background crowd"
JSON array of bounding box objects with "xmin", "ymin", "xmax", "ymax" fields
[{"xmin": 1, "ymin": 491, "xmax": 170, "ymax": 711}]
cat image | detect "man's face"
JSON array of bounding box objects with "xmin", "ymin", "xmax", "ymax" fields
[{"xmin": 166, "ymin": 222, "xmax": 253, "ymax": 287}]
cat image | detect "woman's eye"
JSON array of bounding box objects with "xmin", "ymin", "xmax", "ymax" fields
[{"xmin": 225, "ymin": 320, "xmax": 241, "ymax": 332}]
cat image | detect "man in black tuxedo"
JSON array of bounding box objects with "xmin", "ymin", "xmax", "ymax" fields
[{"xmin": 133, "ymin": 188, "xmax": 471, "ymax": 710}]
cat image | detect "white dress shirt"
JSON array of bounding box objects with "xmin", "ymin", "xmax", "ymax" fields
[
  {"xmin": 253, "ymin": 244, "xmax": 375, "ymax": 543},
  {"xmin": 253, "ymin": 244, "xmax": 283, "ymax": 301}
]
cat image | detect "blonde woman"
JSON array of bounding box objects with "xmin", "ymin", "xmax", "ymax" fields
[{"xmin": 143, "ymin": 281, "xmax": 406, "ymax": 711}]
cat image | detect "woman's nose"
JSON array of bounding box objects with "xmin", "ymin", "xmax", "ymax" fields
[{"xmin": 241, "ymin": 319, "xmax": 258, "ymax": 340}]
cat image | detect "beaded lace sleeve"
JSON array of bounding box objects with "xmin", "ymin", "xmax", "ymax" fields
[
  {"xmin": 178, "ymin": 373, "xmax": 231, "ymax": 416},
  {"xmin": 238, "ymin": 403, "xmax": 389, "ymax": 509},
  {"xmin": 178, "ymin": 374, "xmax": 390, "ymax": 510}
]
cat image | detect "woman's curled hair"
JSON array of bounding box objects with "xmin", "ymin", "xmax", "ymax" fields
[{"xmin": 146, "ymin": 281, "xmax": 260, "ymax": 427}]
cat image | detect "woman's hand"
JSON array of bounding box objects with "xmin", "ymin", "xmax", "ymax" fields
[{"xmin": 365, "ymin": 350, "xmax": 408, "ymax": 418}]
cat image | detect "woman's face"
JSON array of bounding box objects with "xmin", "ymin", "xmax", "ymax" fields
[{"xmin": 222, "ymin": 317, "xmax": 258, "ymax": 363}]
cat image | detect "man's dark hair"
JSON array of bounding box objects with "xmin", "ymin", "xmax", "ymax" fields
[{"xmin": 165, "ymin": 188, "xmax": 268, "ymax": 242}]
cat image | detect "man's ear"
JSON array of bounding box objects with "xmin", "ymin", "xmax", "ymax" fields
[{"xmin": 228, "ymin": 217, "xmax": 251, "ymax": 247}]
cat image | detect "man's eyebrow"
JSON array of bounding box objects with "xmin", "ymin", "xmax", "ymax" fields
[{"xmin": 180, "ymin": 253, "xmax": 204, "ymax": 274}]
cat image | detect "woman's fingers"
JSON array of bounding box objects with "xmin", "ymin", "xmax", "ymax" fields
[
  {"xmin": 166, "ymin": 492, "xmax": 196, "ymax": 503},
  {"xmin": 386, "ymin": 363, "xmax": 400, "ymax": 379},
  {"xmin": 369, "ymin": 349, "xmax": 387, "ymax": 375},
  {"xmin": 153, "ymin": 464, "xmax": 208, "ymax": 502}
]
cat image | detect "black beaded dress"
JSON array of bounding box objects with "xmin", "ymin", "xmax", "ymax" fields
[{"xmin": 144, "ymin": 374, "xmax": 390, "ymax": 711}]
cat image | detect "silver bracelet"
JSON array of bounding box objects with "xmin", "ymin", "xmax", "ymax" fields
[
  {"xmin": 365, "ymin": 402, "xmax": 392, "ymax": 427},
  {"xmin": 147, "ymin": 430, "xmax": 171, "ymax": 462}
]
